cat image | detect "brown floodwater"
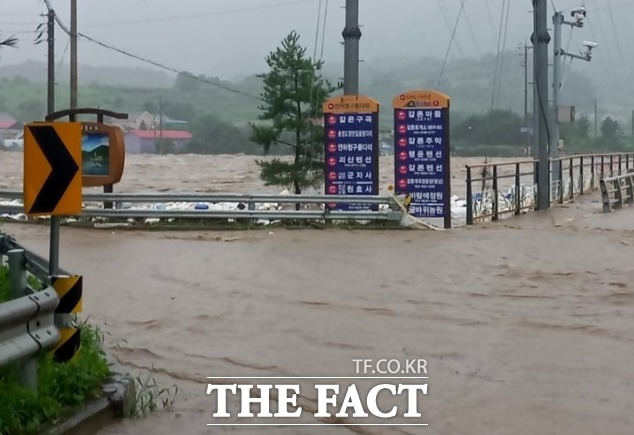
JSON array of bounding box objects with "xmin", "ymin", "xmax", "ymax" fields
[
  {"xmin": 2, "ymin": 194, "xmax": 633, "ymax": 434},
  {"xmin": 2, "ymin": 150, "xmax": 633, "ymax": 434}
]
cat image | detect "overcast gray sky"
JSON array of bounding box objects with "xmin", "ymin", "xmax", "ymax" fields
[{"xmin": 0, "ymin": 0, "xmax": 632, "ymax": 80}]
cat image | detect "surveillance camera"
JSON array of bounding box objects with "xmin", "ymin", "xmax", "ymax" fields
[
  {"xmin": 582, "ymin": 41, "xmax": 598, "ymax": 48},
  {"xmin": 571, "ymin": 6, "xmax": 587, "ymax": 24}
]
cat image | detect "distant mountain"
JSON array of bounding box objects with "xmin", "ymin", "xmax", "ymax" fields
[{"xmin": 0, "ymin": 61, "xmax": 174, "ymax": 88}]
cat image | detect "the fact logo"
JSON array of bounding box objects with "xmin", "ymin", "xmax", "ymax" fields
[{"xmin": 206, "ymin": 359, "xmax": 429, "ymax": 427}]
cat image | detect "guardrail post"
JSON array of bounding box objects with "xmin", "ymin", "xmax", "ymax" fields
[
  {"xmin": 610, "ymin": 154, "xmax": 614, "ymax": 176},
  {"xmin": 466, "ymin": 166, "xmax": 473, "ymax": 225},
  {"xmin": 600, "ymin": 178, "xmax": 611, "ymax": 212},
  {"xmin": 558, "ymin": 160, "xmax": 564, "ymax": 204},
  {"xmin": 8, "ymin": 249, "xmax": 38, "ymax": 392},
  {"xmin": 580, "ymin": 156, "xmax": 584, "ymax": 195},
  {"xmin": 492, "ymin": 165, "xmax": 499, "ymax": 221},
  {"xmin": 626, "ymin": 174, "xmax": 634, "ymax": 205},
  {"xmin": 569, "ymin": 157, "xmax": 574, "ymax": 200},
  {"xmin": 601, "ymin": 155, "xmax": 605, "ymax": 179},
  {"xmin": 534, "ymin": 161, "xmax": 540, "ymax": 211},
  {"xmin": 515, "ymin": 163, "xmax": 521, "ymax": 216},
  {"xmin": 618, "ymin": 154, "xmax": 623, "ymax": 175},
  {"xmin": 103, "ymin": 184, "xmax": 113, "ymax": 210}
]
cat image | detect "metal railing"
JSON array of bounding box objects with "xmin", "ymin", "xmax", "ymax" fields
[
  {"xmin": 0, "ymin": 241, "xmax": 61, "ymax": 391},
  {"xmin": 0, "ymin": 192, "xmax": 404, "ymax": 223},
  {"xmin": 465, "ymin": 152, "xmax": 634, "ymax": 224},
  {"xmin": 600, "ymin": 170, "xmax": 634, "ymax": 212}
]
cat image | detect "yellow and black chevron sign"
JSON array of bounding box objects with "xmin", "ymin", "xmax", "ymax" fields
[
  {"xmin": 51, "ymin": 275, "xmax": 83, "ymax": 363},
  {"xmin": 24, "ymin": 122, "xmax": 82, "ymax": 216}
]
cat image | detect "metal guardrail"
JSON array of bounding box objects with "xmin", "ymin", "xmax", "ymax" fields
[
  {"xmin": 0, "ymin": 289, "xmax": 60, "ymax": 367},
  {"xmin": 0, "ymin": 245, "xmax": 62, "ymax": 391},
  {"xmin": 0, "ymin": 234, "xmax": 67, "ymax": 284},
  {"xmin": 465, "ymin": 152, "xmax": 634, "ymax": 224},
  {"xmin": 600, "ymin": 170, "xmax": 634, "ymax": 212},
  {"xmin": 0, "ymin": 192, "xmax": 404, "ymax": 223},
  {"xmin": 0, "ymin": 236, "xmax": 77, "ymax": 391}
]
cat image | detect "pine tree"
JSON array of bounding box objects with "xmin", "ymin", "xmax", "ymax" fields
[{"xmin": 250, "ymin": 31, "xmax": 334, "ymax": 198}]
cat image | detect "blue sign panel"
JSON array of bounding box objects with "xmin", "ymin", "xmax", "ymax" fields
[
  {"xmin": 324, "ymin": 112, "xmax": 379, "ymax": 211},
  {"xmin": 394, "ymin": 108, "xmax": 450, "ymax": 219}
]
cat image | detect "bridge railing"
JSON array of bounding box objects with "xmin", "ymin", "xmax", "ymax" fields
[
  {"xmin": 600, "ymin": 170, "xmax": 634, "ymax": 212},
  {"xmin": 465, "ymin": 152, "xmax": 634, "ymax": 225}
]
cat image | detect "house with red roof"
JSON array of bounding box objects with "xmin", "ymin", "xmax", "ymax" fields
[{"xmin": 124, "ymin": 129, "xmax": 193, "ymax": 154}]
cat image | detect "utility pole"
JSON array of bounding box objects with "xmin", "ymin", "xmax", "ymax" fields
[
  {"xmin": 342, "ymin": 0, "xmax": 360, "ymax": 95},
  {"xmin": 522, "ymin": 41, "xmax": 532, "ymax": 156},
  {"xmin": 47, "ymin": 7, "xmax": 54, "ymax": 115},
  {"xmin": 533, "ymin": 0, "xmax": 551, "ymax": 210},
  {"xmin": 552, "ymin": 12, "xmax": 563, "ymax": 184},
  {"xmin": 46, "ymin": 5, "xmax": 58, "ymax": 277},
  {"xmin": 70, "ymin": 0, "xmax": 77, "ymax": 110}
]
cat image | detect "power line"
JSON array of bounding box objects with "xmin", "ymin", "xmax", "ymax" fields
[
  {"xmin": 483, "ymin": 0, "xmax": 499, "ymax": 47},
  {"xmin": 319, "ymin": 0, "xmax": 328, "ymax": 61},
  {"xmin": 436, "ymin": 0, "xmax": 466, "ymax": 89},
  {"xmin": 81, "ymin": 0, "xmax": 317, "ymax": 28},
  {"xmin": 42, "ymin": 0, "xmax": 262, "ymax": 101},
  {"xmin": 461, "ymin": 0, "xmax": 482, "ymax": 58},
  {"xmin": 435, "ymin": 0, "xmax": 465, "ymax": 58},
  {"xmin": 490, "ymin": 0, "xmax": 507, "ymax": 110},
  {"xmin": 495, "ymin": 0, "xmax": 512, "ymax": 108},
  {"xmin": 78, "ymin": 32, "xmax": 263, "ymax": 101},
  {"xmin": 585, "ymin": 0, "xmax": 624, "ymax": 89},
  {"xmin": 605, "ymin": 0, "xmax": 627, "ymax": 67}
]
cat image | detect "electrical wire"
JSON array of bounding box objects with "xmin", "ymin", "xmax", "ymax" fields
[
  {"xmin": 42, "ymin": 0, "xmax": 262, "ymax": 101},
  {"xmin": 605, "ymin": 0, "xmax": 627, "ymax": 68},
  {"xmin": 81, "ymin": 0, "xmax": 318, "ymax": 28},
  {"xmin": 461, "ymin": 1, "xmax": 481, "ymax": 58},
  {"xmin": 490, "ymin": 0, "xmax": 507, "ymax": 111},
  {"xmin": 78, "ymin": 32, "xmax": 263, "ymax": 101},
  {"xmin": 319, "ymin": 0, "xmax": 328, "ymax": 61},
  {"xmin": 495, "ymin": 0, "xmax": 512, "ymax": 108},
  {"xmin": 435, "ymin": 0, "xmax": 465, "ymax": 58},
  {"xmin": 304, "ymin": 0, "xmax": 323, "ymax": 166},
  {"xmin": 436, "ymin": 0, "xmax": 466, "ymax": 89},
  {"xmin": 584, "ymin": 0, "xmax": 623, "ymax": 89},
  {"xmin": 483, "ymin": 0, "xmax": 499, "ymax": 46}
]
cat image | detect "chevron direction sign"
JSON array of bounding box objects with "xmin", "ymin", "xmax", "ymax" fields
[{"xmin": 24, "ymin": 123, "xmax": 82, "ymax": 216}]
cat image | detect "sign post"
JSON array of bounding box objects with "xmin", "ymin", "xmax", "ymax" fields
[
  {"xmin": 393, "ymin": 90, "xmax": 452, "ymax": 229},
  {"xmin": 323, "ymin": 95, "xmax": 380, "ymax": 211}
]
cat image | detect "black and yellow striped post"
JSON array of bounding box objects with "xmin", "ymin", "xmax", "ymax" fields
[
  {"xmin": 403, "ymin": 193, "xmax": 413, "ymax": 213},
  {"xmin": 50, "ymin": 275, "xmax": 83, "ymax": 362}
]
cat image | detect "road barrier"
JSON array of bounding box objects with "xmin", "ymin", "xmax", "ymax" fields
[
  {"xmin": 465, "ymin": 152, "xmax": 634, "ymax": 224},
  {"xmin": 0, "ymin": 192, "xmax": 404, "ymax": 223},
  {"xmin": 0, "ymin": 234, "xmax": 81, "ymax": 391},
  {"xmin": 600, "ymin": 170, "xmax": 634, "ymax": 212}
]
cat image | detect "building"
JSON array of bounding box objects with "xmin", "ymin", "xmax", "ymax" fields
[
  {"xmin": 0, "ymin": 113, "xmax": 22, "ymax": 145},
  {"xmin": 124, "ymin": 129, "xmax": 193, "ymax": 154},
  {"xmin": 111, "ymin": 111, "xmax": 156, "ymax": 132}
]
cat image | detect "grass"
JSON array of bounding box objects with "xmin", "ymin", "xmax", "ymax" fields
[{"xmin": 0, "ymin": 268, "xmax": 111, "ymax": 435}]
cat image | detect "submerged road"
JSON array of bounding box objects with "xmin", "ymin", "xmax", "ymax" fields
[{"xmin": 3, "ymin": 197, "xmax": 634, "ymax": 435}]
